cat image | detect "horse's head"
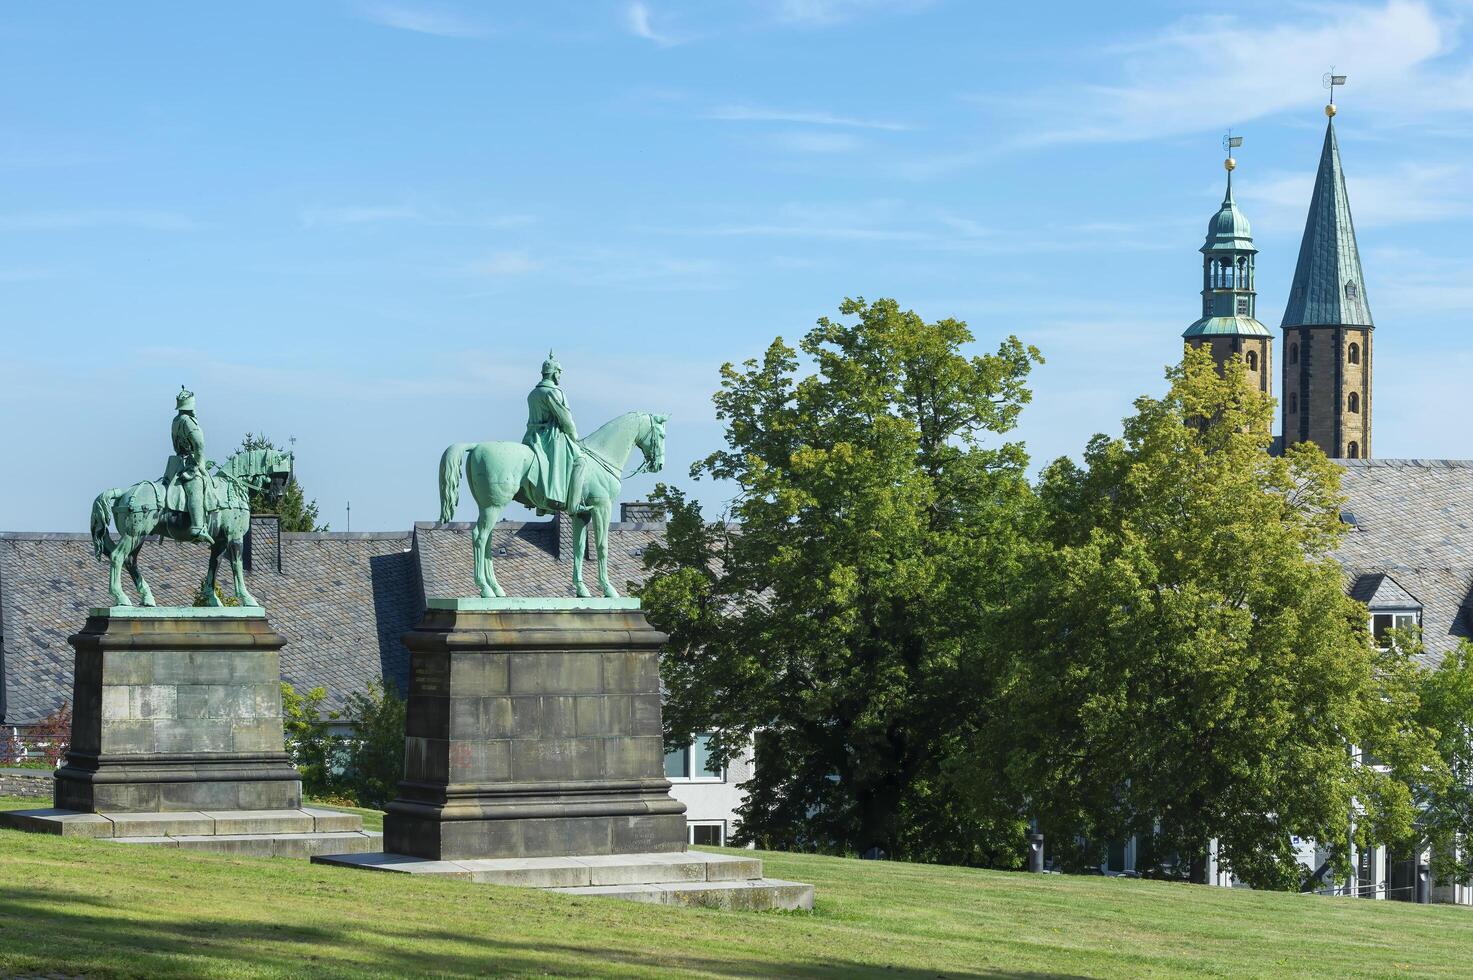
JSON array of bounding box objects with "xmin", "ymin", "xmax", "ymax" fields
[
  {"xmin": 223, "ymin": 447, "xmax": 295, "ymax": 493},
  {"xmin": 637, "ymin": 413, "xmax": 667, "ymax": 475}
]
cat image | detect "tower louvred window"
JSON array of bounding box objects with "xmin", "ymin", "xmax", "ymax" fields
[
  {"xmin": 1348, "ymin": 342, "xmax": 1360, "ymax": 365},
  {"xmin": 1290, "ymin": 343, "xmax": 1299, "ymax": 365},
  {"xmin": 1348, "ymin": 392, "xmax": 1360, "ymax": 414},
  {"xmin": 1246, "ymin": 351, "xmax": 1258, "ymax": 371}
]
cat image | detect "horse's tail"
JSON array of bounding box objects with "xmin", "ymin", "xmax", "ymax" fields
[
  {"xmin": 439, "ymin": 444, "xmax": 473, "ymax": 524},
  {"xmin": 90, "ymin": 489, "xmax": 122, "ymax": 560}
]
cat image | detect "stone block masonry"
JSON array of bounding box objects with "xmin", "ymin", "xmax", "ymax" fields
[
  {"xmin": 53, "ymin": 607, "xmax": 301, "ymax": 813},
  {"xmin": 383, "ymin": 599, "xmax": 688, "ymax": 861}
]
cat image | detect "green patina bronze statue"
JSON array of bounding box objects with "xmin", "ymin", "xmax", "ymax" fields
[
  {"xmin": 439, "ymin": 353, "xmax": 666, "ymax": 598},
  {"xmin": 90, "ymin": 387, "xmax": 294, "ymax": 607}
]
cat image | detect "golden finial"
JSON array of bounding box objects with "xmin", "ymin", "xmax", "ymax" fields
[{"xmin": 1222, "ymin": 131, "xmax": 1242, "ymax": 171}]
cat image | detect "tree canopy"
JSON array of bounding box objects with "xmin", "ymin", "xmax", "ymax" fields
[
  {"xmin": 640, "ymin": 297, "xmax": 1041, "ymax": 862},
  {"xmin": 979, "ymin": 346, "xmax": 1433, "ymax": 886}
]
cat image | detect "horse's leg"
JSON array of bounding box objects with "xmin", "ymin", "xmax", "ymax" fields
[
  {"xmin": 571, "ymin": 513, "xmax": 590, "ymax": 598},
  {"xmin": 109, "ymin": 533, "xmax": 134, "ymax": 606},
  {"xmin": 470, "ymin": 509, "xmax": 490, "ymax": 598},
  {"xmin": 593, "ymin": 500, "xmax": 617, "ymax": 598},
  {"xmin": 229, "ymin": 536, "xmax": 259, "ymax": 607},
  {"xmin": 125, "ymin": 538, "xmax": 155, "ymax": 607},
  {"xmin": 201, "ymin": 539, "xmax": 226, "ymax": 606},
  {"xmin": 480, "ymin": 503, "xmax": 509, "ymax": 598}
]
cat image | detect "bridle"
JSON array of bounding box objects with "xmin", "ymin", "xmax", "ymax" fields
[{"xmin": 581, "ymin": 414, "xmax": 661, "ymax": 481}]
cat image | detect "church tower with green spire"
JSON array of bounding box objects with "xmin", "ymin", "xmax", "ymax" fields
[
  {"xmin": 1281, "ymin": 98, "xmax": 1373, "ymax": 459},
  {"xmin": 1183, "ymin": 143, "xmax": 1273, "ymax": 395}
]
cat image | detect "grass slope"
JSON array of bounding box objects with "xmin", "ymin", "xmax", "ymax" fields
[{"xmin": 1, "ymin": 797, "xmax": 1469, "ymax": 978}]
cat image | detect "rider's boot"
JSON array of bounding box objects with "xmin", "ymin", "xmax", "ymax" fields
[
  {"xmin": 185, "ymin": 478, "xmax": 211, "ymax": 543},
  {"xmin": 565, "ymin": 457, "xmax": 587, "ymax": 517}
]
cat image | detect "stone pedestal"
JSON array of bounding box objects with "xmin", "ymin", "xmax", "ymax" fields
[
  {"xmin": 0, "ymin": 607, "xmax": 379, "ymax": 858},
  {"xmin": 319, "ymin": 598, "xmax": 812, "ymax": 910},
  {"xmin": 383, "ymin": 598, "xmax": 686, "ymax": 860},
  {"xmin": 56, "ymin": 607, "xmax": 301, "ymax": 812}
]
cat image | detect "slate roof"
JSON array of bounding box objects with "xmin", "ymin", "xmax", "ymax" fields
[
  {"xmin": 0, "ymin": 515, "xmax": 666, "ymax": 726},
  {"xmin": 1281, "ymin": 119, "xmax": 1374, "ymax": 329},
  {"xmin": 1335, "ymin": 460, "xmax": 1473, "ymax": 666}
]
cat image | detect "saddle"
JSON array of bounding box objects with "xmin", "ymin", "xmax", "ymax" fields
[{"xmin": 160, "ymin": 455, "xmax": 221, "ymax": 513}]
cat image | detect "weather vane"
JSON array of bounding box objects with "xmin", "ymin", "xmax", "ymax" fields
[
  {"xmin": 1322, "ymin": 69, "xmax": 1347, "ymax": 117},
  {"xmin": 1222, "ymin": 130, "xmax": 1243, "ymax": 172}
]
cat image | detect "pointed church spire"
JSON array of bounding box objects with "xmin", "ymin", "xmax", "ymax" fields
[
  {"xmin": 1280, "ymin": 76, "xmax": 1373, "ymax": 461},
  {"xmin": 1280, "ymin": 114, "xmax": 1373, "ymax": 329}
]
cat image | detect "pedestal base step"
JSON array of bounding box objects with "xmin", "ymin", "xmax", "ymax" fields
[
  {"xmin": 312, "ymin": 850, "xmax": 814, "ymax": 910},
  {"xmin": 550, "ymin": 877, "xmax": 816, "ymax": 911},
  {"xmin": 109, "ymin": 831, "xmax": 382, "ymax": 859},
  {"xmin": 0, "ymin": 807, "xmax": 380, "ymax": 858}
]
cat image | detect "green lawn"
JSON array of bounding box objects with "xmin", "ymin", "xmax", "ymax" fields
[{"xmin": 1, "ymin": 796, "xmax": 1470, "ymax": 978}]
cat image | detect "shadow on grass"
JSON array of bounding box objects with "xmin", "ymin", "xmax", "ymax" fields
[{"xmin": 0, "ymin": 884, "xmax": 1083, "ymax": 979}]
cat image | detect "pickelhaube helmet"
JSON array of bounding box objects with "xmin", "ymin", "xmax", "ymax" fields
[
  {"xmin": 541, "ymin": 350, "xmax": 561, "ymax": 379},
  {"xmin": 176, "ymin": 386, "xmax": 196, "ymax": 412}
]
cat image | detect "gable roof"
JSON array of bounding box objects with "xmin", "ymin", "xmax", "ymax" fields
[{"xmin": 1335, "ymin": 460, "xmax": 1473, "ymax": 666}]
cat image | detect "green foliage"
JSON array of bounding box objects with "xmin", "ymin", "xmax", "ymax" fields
[
  {"xmin": 640, "ymin": 296, "xmax": 1041, "ymax": 862},
  {"xmin": 338, "ymin": 680, "xmax": 407, "ymax": 809},
  {"xmin": 1410, "ymin": 640, "xmax": 1473, "ymax": 886},
  {"xmin": 237, "ymin": 433, "xmax": 327, "ymax": 531},
  {"xmin": 280, "ymin": 682, "xmax": 335, "ymax": 796},
  {"xmin": 192, "ymin": 584, "xmax": 241, "ymax": 608},
  {"xmin": 981, "ymin": 346, "xmax": 1431, "ymax": 887},
  {"xmin": 279, "ymin": 680, "xmax": 405, "ymax": 807}
]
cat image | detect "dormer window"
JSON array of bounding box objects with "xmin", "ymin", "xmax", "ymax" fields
[
  {"xmin": 1372, "ymin": 611, "xmax": 1419, "ymax": 648},
  {"xmin": 1345, "ymin": 281, "xmax": 1358, "ymax": 301}
]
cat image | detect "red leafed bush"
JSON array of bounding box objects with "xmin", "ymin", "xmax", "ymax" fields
[{"xmin": 32, "ymin": 701, "xmax": 72, "ymax": 767}]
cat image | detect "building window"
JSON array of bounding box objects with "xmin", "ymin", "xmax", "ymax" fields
[
  {"xmin": 664, "ymin": 733, "xmax": 724, "ymax": 781},
  {"xmin": 1346, "ymin": 281, "xmax": 1359, "ymax": 300},
  {"xmin": 1245, "ymin": 350, "xmax": 1258, "ymax": 371},
  {"xmin": 1288, "ymin": 392, "xmax": 1298, "ymax": 414},
  {"xmin": 1236, "ymin": 297, "xmax": 1250, "ymax": 316},
  {"xmin": 1348, "ymin": 342, "xmax": 1360, "ymax": 365},
  {"xmin": 1348, "ymin": 392, "xmax": 1360, "ymax": 414},
  {"xmin": 1347, "ymin": 441, "xmax": 1360, "ymax": 459},
  {"xmin": 1372, "ymin": 611, "xmax": 1420, "ymax": 648},
  {"xmin": 689, "ymin": 822, "xmax": 726, "ymax": 846},
  {"xmin": 1290, "ymin": 343, "xmax": 1299, "ymax": 365}
]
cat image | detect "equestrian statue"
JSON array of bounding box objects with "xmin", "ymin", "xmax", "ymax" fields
[
  {"xmin": 90, "ymin": 386, "xmax": 294, "ymax": 607},
  {"xmin": 439, "ymin": 352, "xmax": 666, "ymax": 598}
]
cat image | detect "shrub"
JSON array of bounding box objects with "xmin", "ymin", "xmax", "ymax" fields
[
  {"xmin": 33, "ymin": 701, "xmax": 72, "ymax": 767},
  {"xmin": 280, "ymin": 682, "xmax": 336, "ymax": 797},
  {"xmin": 338, "ymin": 681, "xmax": 406, "ymax": 809}
]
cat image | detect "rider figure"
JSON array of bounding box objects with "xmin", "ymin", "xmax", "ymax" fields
[
  {"xmin": 522, "ymin": 352, "xmax": 586, "ymax": 516},
  {"xmin": 171, "ymin": 386, "xmax": 212, "ymax": 543}
]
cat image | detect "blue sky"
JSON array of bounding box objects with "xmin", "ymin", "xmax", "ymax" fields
[{"xmin": 3, "ymin": 0, "xmax": 1472, "ymax": 531}]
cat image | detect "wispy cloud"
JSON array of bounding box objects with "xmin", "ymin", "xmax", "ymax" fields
[
  {"xmin": 0, "ymin": 266, "xmax": 57, "ymax": 283},
  {"xmin": 1243, "ymin": 161, "xmax": 1471, "ymax": 230},
  {"xmin": 468, "ymin": 250, "xmax": 541, "ymax": 278},
  {"xmin": 769, "ymin": 0, "xmax": 933, "ymax": 27},
  {"xmin": 624, "ymin": 2, "xmax": 687, "ymax": 46},
  {"xmin": 772, "ymin": 131, "xmax": 865, "ymax": 154},
  {"xmin": 1013, "ymin": 0, "xmax": 1449, "ymax": 145},
  {"xmin": 0, "ymin": 209, "xmax": 196, "ymax": 232},
  {"xmin": 357, "ymin": 2, "xmax": 491, "ymax": 38},
  {"xmin": 298, "ymin": 203, "xmax": 535, "ymax": 230},
  {"xmin": 707, "ymin": 104, "xmax": 911, "ymax": 131}
]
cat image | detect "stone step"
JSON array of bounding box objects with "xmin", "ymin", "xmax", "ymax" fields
[
  {"xmin": 0, "ymin": 806, "xmax": 366, "ymax": 839},
  {"xmin": 108, "ymin": 830, "xmax": 383, "ymax": 859},
  {"xmin": 312, "ymin": 849, "xmax": 764, "ymax": 889},
  {"xmin": 549, "ymin": 877, "xmax": 815, "ymax": 911}
]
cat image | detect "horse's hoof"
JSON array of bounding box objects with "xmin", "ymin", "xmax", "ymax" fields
[
  {"xmin": 112, "ymin": 597, "xmax": 132, "ymax": 607},
  {"xmin": 602, "ymin": 586, "xmax": 619, "ymax": 598},
  {"xmin": 241, "ymin": 597, "xmax": 261, "ymax": 608},
  {"xmin": 141, "ymin": 597, "xmax": 157, "ymax": 608},
  {"xmin": 575, "ymin": 586, "xmax": 592, "ymax": 598}
]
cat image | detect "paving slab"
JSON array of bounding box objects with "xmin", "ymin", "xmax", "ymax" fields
[
  {"xmin": 303, "ymin": 807, "xmax": 366, "ymax": 833},
  {"xmin": 313, "ymin": 851, "xmax": 476, "ymax": 879}
]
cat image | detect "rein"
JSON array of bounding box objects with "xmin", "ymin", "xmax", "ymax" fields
[{"xmin": 580, "ymin": 414, "xmax": 654, "ymax": 481}]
